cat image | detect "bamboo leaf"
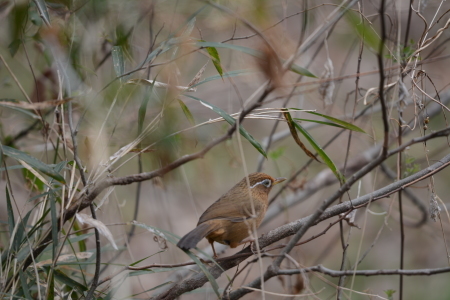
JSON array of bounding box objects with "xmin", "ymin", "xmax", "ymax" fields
[
  {"xmin": 54, "ymin": 269, "xmax": 87, "ymax": 293},
  {"xmin": 346, "ymin": 11, "xmax": 381, "ymax": 51},
  {"xmin": 49, "ymin": 191, "xmax": 58, "ymax": 258},
  {"xmin": 112, "ymin": 46, "xmax": 125, "ymax": 79},
  {"xmin": 283, "ymin": 111, "xmax": 319, "ymax": 162},
  {"xmin": 73, "ymin": 222, "xmax": 87, "ymax": 252},
  {"xmin": 185, "ymin": 95, "xmax": 267, "ymax": 157},
  {"xmin": 129, "ymin": 267, "xmax": 185, "ymax": 276},
  {"xmin": 22, "ymin": 167, "xmax": 45, "ymax": 191},
  {"xmin": 131, "ymin": 222, "xmax": 179, "ymax": 245},
  {"xmin": 287, "ymin": 111, "xmax": 344, "ymax": 182},
  {"xmin": 138, "ymin": 78, "xmax": 156, "ymax": 134},
  {"xmin": 2, "ymin": 146, "xmax": 66, "ymax": 183},
  {"xmin": 205, "ymin": 45, "xmax": 223, "ymax": 77},
  {"xmin": 8, "ymin": 39, "xmax": 21, "ymax": 57},
  {"xmin": 180, "ymin": 16, "xmax": 196, "ymax": 38},
  {"xmin": 76, "ymin": 213, "xmax": 118, "ymax": 250},
  {"xmin": 46, "ymin": 270, "xmax": 55, "ymax": 300},
  {"xmin": 289, "ymin": 64, "xmax": 317, "ymax": 78},
  {"xmin": 305, "ymin": 111, "xmax": 366, "ymax": 133},
  {"xmin": 127, "ymin": 78, "xmax": 195, "ymax": 92},
  {"xmin": 5, "ymin": 187, "xmax": 15, "ymax": 241},
  {"xmin": 14, "ymin": 209, "xmax": 32, "ymax": 253},
  {"xmin": 184, "ymin": 250, "xmax": 221, "ymax": 298},
  {"xmin": 288, "ymin": 108, "xmax": 366, "ymax": 133},
  {"xmin": 19, "ymin": 269, "xmax": 33, "ymax": 300},
  {"xmin": 104, "ymin": 274, "xmax": 129, "ymax": 300},
  {"xmin": 129, "ymin": 252, "xmax": 165, "ymax": 267},
  {"xmin": 294, "ymin": 118, "xmax": 351, "ymax": 129},
  {"xmin": 177, "ymin": 99, "xmax": 195, "ymax": 125},
  {"xmin": 192, "ymin": 69, "xmax": 256, "ymax": 88},
  {"xmin": 130, "ymin": 221, "xmax": 222, "ymax": 295}
]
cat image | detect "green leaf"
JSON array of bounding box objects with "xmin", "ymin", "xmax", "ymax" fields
[
  {"xmin": 33, "ymin": 0, "xmax": 51, "ymax": 25},
  {"xmin": 131, "ymin": 222, "xmax": 180, "ymax": 245},
  {"xmin": 14, "ymin": 209, "xmax": 32, "ymax": 253},
  {"xmin": 205, "ymin": 45, "xmax": 223, "ymax": 77},
  {"xmin": 112, "ymin": 46, "xmax": 125, "ymax": 79},
  {"xmin": 49, "ymin": 191, "xmax": 58, "ymax": 259},
  {"xmin": 0, "ymin": 99, "xmax": 40, "ymax": 118},
  {"xmin": 294, "ymin": 118, "xmax": 352, "ymax": 130},
  {"xmin": 384, "ymin": 289, "xmax": 396, "ymax": 300},
  {"xmin": 184, "ymin": 250, "xmax": 221, "ymax": 298},
  {"xmin": 54, "ymin": 270, "xmax": 87, "ymax": 293},
  {"xmin": 289, "ymin": 63, "xmax": 317, "ymax": 78},
  {"xmin": 127, "ymin": 222, "xmax": 219, "ymax": 293},
  {"xmin": 23, "ymin": 168, "xmax": 45, "ymax": 191},
  {"xmin": 46, "ymin": 269, "xmax": 55, "ymax": 300},
  {"xmin": 283, "ymin": 110, "xmax": 319, "ymax": 162},
  {"xmin": 184, "ymin": 95, "xmax": 267, "ymax": 157},
  {"xmin": 196, "ymin": 41, "xmax": 316, "ymax": 78},
  {"xmin": 40, "ymin": 233, "xmax": 94, "ymax": 256},
  {"xmin": 138, "ymin": 78, "xmax": 156, "ymax": 134},
  {"xmin": 346, "ymin": 11, "xmax": 381, "ymax": 51},
  {"xmin": 10, "ymin": 4, "xmax": 28, "ymax": 42},
  {"xmin": 2, "ymin": 146, "xmax": 66, "ymax": 183},
  {"xmin": 8, "ymin": 39, "xmax": 21, "ymax": 57},
  {"xmin": 129, "ymin": 251, "xmax": 165, "ymax": 267},
  {"xmin": 6, "ymin": 187, "xmax": 15, "ymax": 241},
  {"xmin": 19, "ymin": 269, "xmax": 33, "ymax": 300},
  {"xmin": 129, "ymin": 267, "xmax": 185, "ymax": 276},
  {"xmin": 191, "ymin": 69, "xmax": 256, "ymax": 88},
  {"xmin": 197, "ymin": 41, "xmax": 259, "ymax": 56},
  {"xmin": 29, "ymin": 7, "xmax": 42, "ymax": 26},
  {"xmin": 268, "ymin": 146, "xmax": 286, "ymax": 160},
  {"xmin": 177, "ymin": 99, "xmax": 195, "ymax": 125},
  {"xmin": 72, "ymin": 222, "xmax": 86, "ymax": 252},
  {"xmin": 104, "ymin": 274, "xmax": 128, "ymax": 300},
  {"xmin": 180, "ymin": 16, "xmax": 196, "ymax": 38},
  {"xmin": 305, "ymin": 111, "xmax": 366, "ymax": 133},
  {"xmin": 292, "ymin": 117, "xmax": 344, "ymax": 182}
]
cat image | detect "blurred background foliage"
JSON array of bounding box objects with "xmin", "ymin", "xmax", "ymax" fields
[{"xmin": 1, "ymin": 0, "xmax": 450, "ymax": 299}]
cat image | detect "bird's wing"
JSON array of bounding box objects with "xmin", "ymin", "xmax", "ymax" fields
[{"xmin": 198, "ymin": 194, "xmax": 264, "ymax": 224}]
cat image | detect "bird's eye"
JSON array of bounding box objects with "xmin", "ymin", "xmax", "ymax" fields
[{"xmin": 262, "ymin": 179, "xmax": 271, "ymax": 188}]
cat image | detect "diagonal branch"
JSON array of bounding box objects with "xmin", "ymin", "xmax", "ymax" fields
[{"xmin": 154, "ymin": 151, "xmax": 450, "ymax": 300}]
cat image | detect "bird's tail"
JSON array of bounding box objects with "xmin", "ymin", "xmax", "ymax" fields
[{"xmin": 177, "ymin": 222, "xmax": 218, "ymax": 251}]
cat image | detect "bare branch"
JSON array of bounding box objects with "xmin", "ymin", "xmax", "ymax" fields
[
  {"xmin": 277, "ymin": 264, "xmax": 450, "ymax": 277},
  {"xmin": 154, "ymin": 152, "xmax": 450, "ymax": 300}
]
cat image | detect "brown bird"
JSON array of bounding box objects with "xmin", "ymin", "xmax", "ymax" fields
[{"xmin": 177, "ymin": 172, "xmax": 286, "ymax": 257}]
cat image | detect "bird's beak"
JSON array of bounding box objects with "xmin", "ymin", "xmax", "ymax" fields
[{"xmin": 273, "ymin": 177, "xmax": 287, "ymax": 185}]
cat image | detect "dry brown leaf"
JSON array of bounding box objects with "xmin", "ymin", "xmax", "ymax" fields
[{"xmin": 283, "ymin": 112, "xmax": 319, "ymax": 162}]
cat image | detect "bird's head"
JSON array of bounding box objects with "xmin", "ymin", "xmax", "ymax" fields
[{"xmin": 244, "ymin": 172, "xmax": 286, "ymax": 195}]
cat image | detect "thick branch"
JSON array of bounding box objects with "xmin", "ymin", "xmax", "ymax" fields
[
  {"xmin": 277, "ymin": 265, "xmax": 450, "ymax": 277},
  {"xmin": 154, "ymin": 152, "xmax": 450, "ymax": 300}
]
